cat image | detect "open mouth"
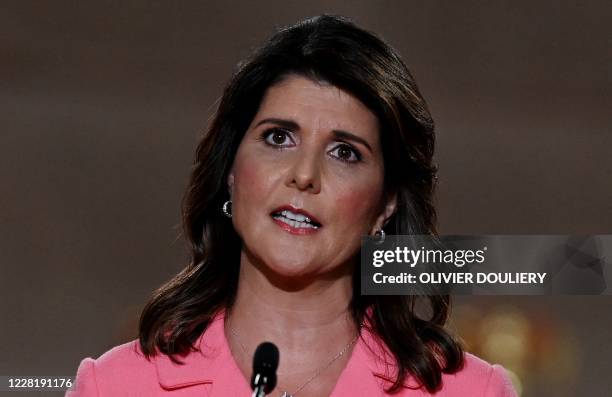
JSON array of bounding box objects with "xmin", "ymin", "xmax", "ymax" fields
[{"xmin": 270, "ymin": 208, "xmax": 322, "ymax": 230}]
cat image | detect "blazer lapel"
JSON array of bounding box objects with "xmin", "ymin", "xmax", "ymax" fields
[
  {"xmin": 153, "ymin": 313, "xmax": 225, "ymax": 390},
  {"xmin": 333, "ymin": 323, "xmax": 426, "ymax": 396}
]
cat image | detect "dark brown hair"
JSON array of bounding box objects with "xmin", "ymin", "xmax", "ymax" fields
[{"xmin": 139, "ymin": 14, "xmax": 463, "ymax": 393}]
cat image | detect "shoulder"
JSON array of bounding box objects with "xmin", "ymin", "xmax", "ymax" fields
[
  {"xmin": 355, "ymin": 328, "xmax": 517, "ymax": 397},
  {"xmin": 67, "ymin": 313, "xmax": 226, "ymax": 396},
  {"xmin": 67, "ymin": 340, "xmax": 161, "ymax": 397},
  {"xmin": 436, "ymin": 353, "xmax": 517, "ymax": 397},
  {"xmin": 96, "ymin": 339, "xmax": 153, "ymax": 371}
]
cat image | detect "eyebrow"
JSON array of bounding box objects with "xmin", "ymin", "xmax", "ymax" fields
[
  {"xmin": 255, "ymin": 118, "xmax": 299, "ymax": 130},
  {"xmin": 254, "ymin": 117, "xmax": 373, "ymax": 153}
]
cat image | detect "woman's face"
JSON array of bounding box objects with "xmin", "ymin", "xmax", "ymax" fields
[{"xmin": 228, "ymin": 74, "xmax": 396, "ymax": 280}]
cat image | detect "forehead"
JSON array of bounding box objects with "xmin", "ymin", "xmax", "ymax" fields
[{"xmin": 254, "ymin": 75, "xmax": 380, "ymax": 139}]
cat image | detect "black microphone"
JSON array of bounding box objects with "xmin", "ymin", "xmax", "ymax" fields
[{"xmin": 251, "ymin": 342, "xmax": 279, "ymax": 397}]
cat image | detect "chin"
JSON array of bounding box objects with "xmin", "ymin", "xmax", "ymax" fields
[
  {"xmin": 262, "ymin": 253, "xmax": 319, "ymax": 277},
  {"xmin": 240, "ymin": 229, "xmax": 334, "ymax": 282}
]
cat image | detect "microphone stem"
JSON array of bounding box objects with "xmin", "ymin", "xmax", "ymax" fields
[{"xmin": 252, "ymin": 386, "xmax": 266, "ymax": 397}]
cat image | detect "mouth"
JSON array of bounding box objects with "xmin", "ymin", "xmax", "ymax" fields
[{"xmin": 270, "ymin": 205, "xmax": 322, "ymax": 235}]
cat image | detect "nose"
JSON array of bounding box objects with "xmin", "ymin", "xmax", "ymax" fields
[{"xmin": 286, "ymin": 150, "xmax": 321, "ymax": 194}]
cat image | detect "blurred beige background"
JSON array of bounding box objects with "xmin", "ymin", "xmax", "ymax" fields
[{"xmin": 1, "ymin": 1, "xmax": 610, "ymax": 396}]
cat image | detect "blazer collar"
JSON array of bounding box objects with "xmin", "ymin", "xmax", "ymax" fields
[
  {"xmin": 153, "ymin": 311, "xmax": 226, "ymax": 390},
  {"xmin": 152, "ymin": 309, "xmax": 417, "ymax": 395}
]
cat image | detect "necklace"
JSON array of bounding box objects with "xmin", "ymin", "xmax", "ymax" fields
[{"xmin": 228, "ymin": 322, "xmax": 361, "ymax": 397}]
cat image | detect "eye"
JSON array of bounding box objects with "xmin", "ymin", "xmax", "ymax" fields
[
  {"xmin": 263, "ymin": 128, "xmax": 295, "ymax": 147},
  {"xmin": 329, "ymin": 143, "xmax": 361, "ymax": 163}
]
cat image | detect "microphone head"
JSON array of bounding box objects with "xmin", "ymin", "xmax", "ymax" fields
[{"xmin": 251, "ymin": 342, "xmax": 279, "ymax": 393}]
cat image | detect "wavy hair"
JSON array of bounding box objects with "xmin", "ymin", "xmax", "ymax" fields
[{"xmin": 139, "ymin": 14, "xmax": 463, "ymax": 393}]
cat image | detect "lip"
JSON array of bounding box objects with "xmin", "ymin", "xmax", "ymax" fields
[
  {"xmin": 270, "ymin": 205, "xmax": 322, "ymax": 225},
  {"xmin": 270, "ymin": 205, "xmax": 323, "ymax": 235}
]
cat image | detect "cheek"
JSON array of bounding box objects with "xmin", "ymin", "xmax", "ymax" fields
[
  {"xmin": 234, "ymin": 161, "xmax": 258, "ymax": 197},
  {"xmin": 233, "ymin": 160, "xmax": 266, "ymax": 212},
  {"xmin": 331, "ymin": 174, "xmax": 383, "ymax": 232},
  {"xmin": 231, "ymin": 150, "xmax": 280, "ymax": 232},
  {"xmin": 232, "ymin": 142, "xmax": 282, "ymax": 199}
]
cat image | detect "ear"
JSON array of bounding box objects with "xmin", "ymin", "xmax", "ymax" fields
[
  {"xmin": 227, "ymin": 171, "xmax": 234, "ymax": 197},
  {"xmin": 371, "ymin": 191, "xmax": 397, "ymax": 234}
]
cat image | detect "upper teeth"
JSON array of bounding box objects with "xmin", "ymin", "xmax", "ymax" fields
[{"xmin": 280, "ymin": 210, "xmax": 311, "ymax": 223}]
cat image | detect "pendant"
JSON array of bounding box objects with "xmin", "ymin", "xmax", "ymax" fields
[{"xmin": 281, "ymin": 393, "xmax": 293, "ymax": 397}]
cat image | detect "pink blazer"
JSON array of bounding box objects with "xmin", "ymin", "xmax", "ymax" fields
[{"xmin": 67, "ymin": 311, "xmax": 517, "ymax": 396}]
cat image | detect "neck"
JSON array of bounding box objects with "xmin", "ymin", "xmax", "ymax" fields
[{"xmin": 225, "ymin": 249, "xmax": 359, "ymax": 376}]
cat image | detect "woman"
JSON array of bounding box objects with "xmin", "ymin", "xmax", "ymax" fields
[{"xmin": 69, "ymin": 15, "xmax": 517, "ymax": 397}]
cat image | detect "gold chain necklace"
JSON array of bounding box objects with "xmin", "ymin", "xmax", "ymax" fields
[{"xmin": 228, "ymin": 323, "xmax": 360, "ymax": 397}]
